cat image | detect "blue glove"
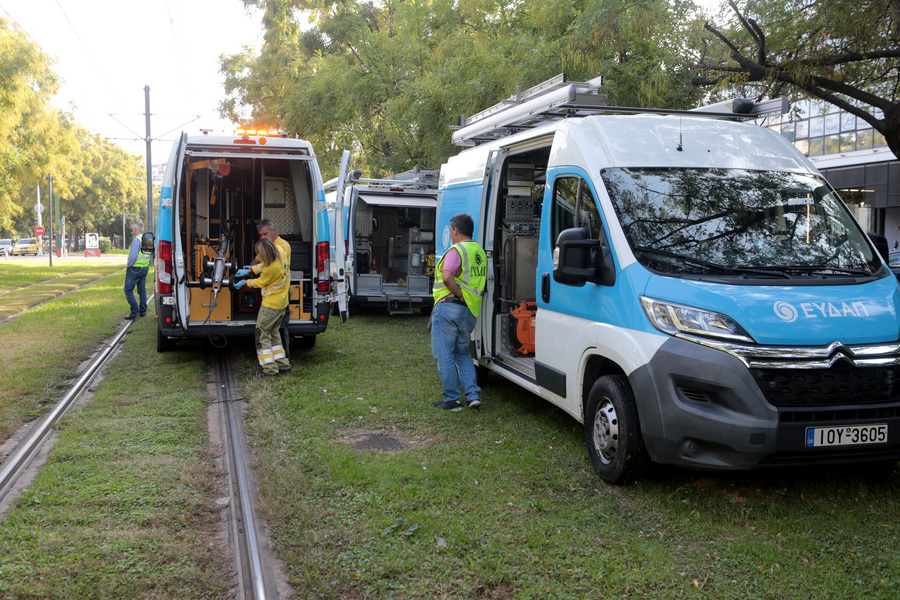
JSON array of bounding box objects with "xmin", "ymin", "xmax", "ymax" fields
[
  {"xmin": 233, "ymin": 279, "xmax": 247, "ymax": 289},
  {"xmin": 234, "ymin": 268, "xmax": 250, "ymax": 278}
]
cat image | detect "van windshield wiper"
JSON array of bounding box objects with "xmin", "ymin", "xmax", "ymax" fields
[
  {"xmin": 764, "ymin": 265, "xmax": 874, "ymax": 277},
  {"xmin": 633, "ymin": 246, "xmax": 791, "ymax": 278}
]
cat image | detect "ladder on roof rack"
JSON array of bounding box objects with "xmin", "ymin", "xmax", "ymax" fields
[{"xmin": 450, "ymin": 73, "xmax": 788, "ymax": 147}]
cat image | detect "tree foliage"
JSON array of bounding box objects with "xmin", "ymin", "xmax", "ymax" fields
[
  {"xmin": 0, "ymin": 17, "xmax": 146, "ymax": 241},
  {"xmin": 221, "ymin": 0, "xmax": 709, "ymax": 178},
  {"xmin": 692, "ymin": 0, "xmax": 900, "ymax": 157}
]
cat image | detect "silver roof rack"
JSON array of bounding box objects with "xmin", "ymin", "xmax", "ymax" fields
[{"xmin": 450, "ymin": 74, "xmax": 788, "ymax": 147}]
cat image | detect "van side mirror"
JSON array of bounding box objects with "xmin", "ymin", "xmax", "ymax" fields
[
  {"xmin": 141, "ymin": 232, "xmax": 155, "ymax": 255},
  {"xmin": 553, "ymin": 227, "xmax": 616, "ymax": 287},
  {"xmin": 867, "ymin": 232, "xmax": 889, "ymax": 263}
]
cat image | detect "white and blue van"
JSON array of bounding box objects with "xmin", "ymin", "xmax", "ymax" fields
[
  {"xmin": 154, "ymin": 130, "xmax": 348, "ymax": 352},
  {"xmin": 437, "ymin": 76, "xmax": 900, "ymax": 483},
  {"xmin": 326, "ymin": 168, "xmax": 439, "ymax": 315}
]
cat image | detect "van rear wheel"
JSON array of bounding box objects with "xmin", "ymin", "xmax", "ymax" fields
[
  {"xmin": 585, "ymin": 375, "xmax": 646, "ymax": 485},
  {"xmin": 296, "ymin": 335, "xmax": 316, "ymax": 350},
  {"xmin": 156, "ymin": 327, "xmax": 176, "ymax": 353}
]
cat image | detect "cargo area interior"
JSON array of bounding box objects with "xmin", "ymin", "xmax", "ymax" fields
[
  {"xmin": 352, "ymin": 198, "xmax": 436, "ymax": 302},
  {"xmin": 491, "ymin": 147, "xmax": 550, "ymax": 373},
  {"xmin": 179, "ymin": 154, "xmax": 315, "ymax": 323}
]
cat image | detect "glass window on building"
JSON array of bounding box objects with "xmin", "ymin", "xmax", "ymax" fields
[
  {"xmin": 857, "ymin": 129, "xmax": 874, "ymax": 150},
  {"xmin": 809, "ymin": 137, "xmax": 825, "ymax": 156},
  {"xmin": 810, "ymin": 116, "xmax": 825, "ymax": 137},
  {"xmin": 825, "ymin": 113, "xmax": 840, "ymax": 135},
  {"xmin": 796, "ymin": 119, "xmax": 809, "ymax": 139},
  {"xmin": 840, "ymin": 132, "xmax": 857, "ymax": 153},
  {"xmin": 794, "ymin": 139, "xmax": 809, "ymax": 154},
  {"xmin": 781, "ymin": 121, "xmax": 795, "ymax": 141},
  {"xmin": 824, "ymin": 134, "xmax": 841, "ymax": 154},
  {"xmin": 841, "ymin": 112, "xmax": 857, "ymax": 131},
  {"xmin": 874, "ymin": 130, "xmax": 888, "ymax": 148}
]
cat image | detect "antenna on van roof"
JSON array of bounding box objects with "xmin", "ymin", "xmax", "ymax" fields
[{"xmin": 451, "ymin": 74, "xmax": 789, "ymax": 147}]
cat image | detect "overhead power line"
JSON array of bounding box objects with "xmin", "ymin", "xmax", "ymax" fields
[{"xmin": 51, "ymin": 0, "xmax": 122, "ymax": 105}]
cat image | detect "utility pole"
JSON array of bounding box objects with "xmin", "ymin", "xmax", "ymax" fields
[
  {"xmin": 46, "ymin": 174, "xmax": 54, "ymax": 267},
  {"xmin": 145, "ymin": 85, "xmax": 153, "ymax": 233}
]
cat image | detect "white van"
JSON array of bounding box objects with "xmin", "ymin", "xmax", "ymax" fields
[
  {"xmin": 328, "ymin": 168, "xmax": 438, "ymax": 314},
  {"xmin": 437, "ymin": 76, "xmax": 900, "ymax": 483},
  {"xmin": 153, "ymin": 130, "xmax": 348, "ymax": 352}
]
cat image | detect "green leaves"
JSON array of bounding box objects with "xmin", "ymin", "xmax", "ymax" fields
[
  {"xmin": 220, "ymin": 0, "xmax": 711, "ymax": 179},
  {"xmin": 0, "ymin": 17, "xmax": 146, "ymax": 240}
]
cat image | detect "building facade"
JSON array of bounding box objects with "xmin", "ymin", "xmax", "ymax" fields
[{"xmin": 761, "ymin": 100, "xmax": 900, "ymax": 248}]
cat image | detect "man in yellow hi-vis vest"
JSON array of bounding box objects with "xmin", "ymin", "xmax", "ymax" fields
[
  {"xmin": 431, "ymin": 213, "xmax": 487, "ymax": 411},
  {"xmin": 124, "ymin": 221, "xmax": 150, "ymax": 320}
]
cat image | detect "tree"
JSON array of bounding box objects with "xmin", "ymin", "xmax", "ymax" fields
[
  {"xmin": 222, "ymin": 0, "xmax": 711, "ymax": 177},
  {"xmin": 0, "ymin": 17, "xmax": 145, "ymax": 242},
  {"xmin": 691, "ymin": 0, "xmax": 900, "ymax": 158},
  {"xmin": 0, "ymin": 16, "xmax": 58, "ymax": 235}
]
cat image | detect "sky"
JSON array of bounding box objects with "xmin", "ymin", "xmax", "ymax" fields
[{"xmin": 1, "ymin": 0, "xmax": 263, "ymax": 164}]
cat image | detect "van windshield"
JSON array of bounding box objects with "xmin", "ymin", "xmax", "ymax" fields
[{"xmin": 601, "ymin": 168, "xmax": 880, "ymax": 279}]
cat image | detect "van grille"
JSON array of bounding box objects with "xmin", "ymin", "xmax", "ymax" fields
[{"xmin": 751, "ymin": 363, "xmax": 900, "ymax": 407}]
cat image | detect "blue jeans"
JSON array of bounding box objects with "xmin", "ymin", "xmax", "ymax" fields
[
  {"xmin": 124, "ymin": 266, "xmax": 149, "ymax": 315},
  {"xmin": 431, "ymin": 301, "xmax": 480, "ymax": 403}
]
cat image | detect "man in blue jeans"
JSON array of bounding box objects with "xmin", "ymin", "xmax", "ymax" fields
[
  {"xmin": 431, "ymin": 213, "xmax": 487, "ymax": 411},
  {"xmin": 124, "ymin": 221, "xmax": 150, "ymax": 319}
]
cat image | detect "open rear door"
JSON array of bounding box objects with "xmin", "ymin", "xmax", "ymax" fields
[{"xmin": 331, "ymin": 150, "xmax": 352, "ymax": 323}]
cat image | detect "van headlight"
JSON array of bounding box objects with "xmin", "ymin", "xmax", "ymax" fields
[{"xmin": 640, "ymin": 297, "xmax": 754, "ymax": 343}]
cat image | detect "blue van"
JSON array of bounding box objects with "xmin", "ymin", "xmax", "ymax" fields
[
  {"xmin": 153, "ymin": 130, "xmax": 349, "ymax": 352},
  {"xmin": 436, "ymin": 76, "xmax": 900, "ymax": 483}
]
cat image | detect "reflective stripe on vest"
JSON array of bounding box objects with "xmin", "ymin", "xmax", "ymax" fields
[{"xmin": 433, "ymin": 241, "xmax": 486, "ymax": 318}]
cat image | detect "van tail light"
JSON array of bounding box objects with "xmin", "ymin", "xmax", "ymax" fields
[
  {"xmin": 157, "ymin": 241, "xmax": 173, "ymax": 294},
  {"xmin": 316, "ymin": 241, "xmax": 330, "ymax": 292}
]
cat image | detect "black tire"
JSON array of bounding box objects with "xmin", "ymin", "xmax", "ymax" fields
[
  {"xmin": 156, "ymin": 326, "xmax": 176, "ymax": 353},
  {"xmin": 296, "ymin": 334, "xmax": 316, "ymax": 350},
  {"xmin": 584, "ymin": 374, "xmax": 647, "ymax": 484}
]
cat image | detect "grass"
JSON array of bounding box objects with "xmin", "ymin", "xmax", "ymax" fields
[
  {"xmin": 0, "ymin": 261, "xmax": 122, "ymax": 291},
  {"xmin": 239, "ymin": 308, "xmax": 900, "ymax": 599},
  {"xmin": 0, "ymin": 317, "xmax": 230, "ymax": 599},
  {"xmin": 0, "ymin": 263, "xmax": 145, "ymax": 440},
  {"xmin": 0, "ymin": 258, "xmax": 897, "ymax": 598},
  {"xmin": 0, "ymin": 265, "xmax": 124, "ymax": 319}
]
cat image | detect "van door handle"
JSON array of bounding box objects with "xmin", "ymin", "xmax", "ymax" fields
[{"xmin": 541, "ymin": 272, "xmax": 550, "ymax": 303}]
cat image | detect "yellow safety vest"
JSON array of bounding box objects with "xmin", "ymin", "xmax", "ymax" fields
[
  {"xmin": 433, "ymin": 240, "xmax": 487, "ymax": 318},
  {"xmin": 132, "ymin": 234, "xmax": 150, "ymax": 268}
]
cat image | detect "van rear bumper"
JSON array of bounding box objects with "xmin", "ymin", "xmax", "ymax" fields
[
  {"xmin": 629, "ymin": 336, "xmax": 900, "ymax": 470},
  {"xmin": 155, "ymin": 297, "xmax": 329, "ymax": 339}
]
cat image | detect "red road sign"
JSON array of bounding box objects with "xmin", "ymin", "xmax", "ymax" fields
[{"xmin": 34, "ymin": 226, "xmax": 45, "ymax": 236}]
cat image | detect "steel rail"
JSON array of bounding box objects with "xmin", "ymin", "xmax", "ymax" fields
[
  {"xmin": 216, "ymin": 353, "xmax": 269, "ymax": 600},
  {"xmin": 0, "ymin": 319, "xmax": 134, "ymax": 501}
]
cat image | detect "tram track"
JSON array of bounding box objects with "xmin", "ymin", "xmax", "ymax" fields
[
  {"xmin": 0, "ymin": 295, "xmax": 285, "ymax": 598},
  {"xmin": 213, "ymin": 352, "xmax": 285, "ymax": 600},
  {"xmin": 0, "ymin": 317, "xmax": 135, "ymax": 505}
]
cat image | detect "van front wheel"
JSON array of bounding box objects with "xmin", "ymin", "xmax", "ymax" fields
[{"xmin": 585, "ymin": 375, "xmax": 646, "ymax": 485}]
